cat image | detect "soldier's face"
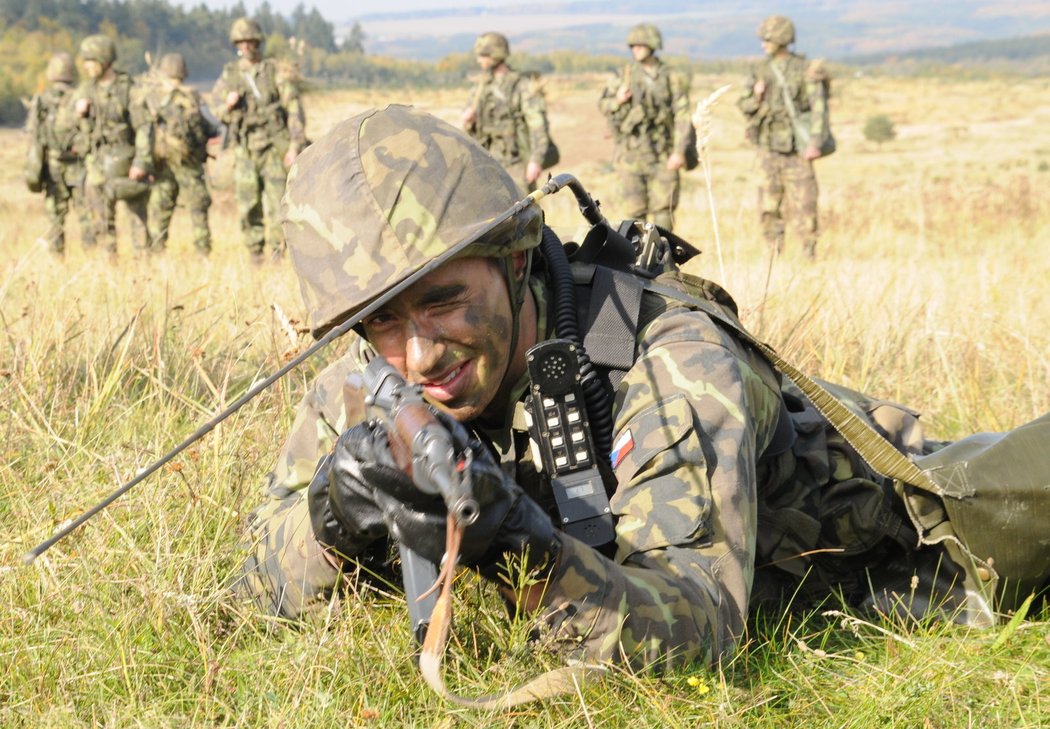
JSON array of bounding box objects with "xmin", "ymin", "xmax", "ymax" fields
[
  {"xmin": 476, "ymin": 54, "xmax": 497, "ymax": 71},
  {"xmin": 630, "ymin": 44, "xmax": 652, "ymax": 62},
  {"xmin": 236, "ymin": 40, "xmax": 260, "ymax": 60},
  {"xmin": 761, "ymin": 40, "xmax": 781, "ymax": 56},
  {"xmin": 362, "ymin": 255, "xmax": 527, "ymax": 424},
  {"xmin": 82, "ymin": 60, "xmax": 104, "ymax": 79}
]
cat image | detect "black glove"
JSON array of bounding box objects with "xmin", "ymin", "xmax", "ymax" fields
[
  {"xmin": 307, "ymin": 445, "xmax": 388, "ymax": 560},
  {"xmin": 347, "ymin": 415, "xmax": 560, "ymax": 583}
]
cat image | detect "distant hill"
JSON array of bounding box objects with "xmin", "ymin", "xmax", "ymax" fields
[{"xmin": 345, "ymin": 0, "xmax": 1050, "ymax": 62}]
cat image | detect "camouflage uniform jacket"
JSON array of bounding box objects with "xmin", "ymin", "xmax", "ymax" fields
[
  {"xmin": 262, "ymin": 273, "xmax": 917, "ymax": 670},
  {"xmin": 737, "ymin": 52, "xmax": 829, "ymax": 154},
  {"xmin": 212, "ymin": 57, "xmax": 306, "ymax": 155},
  {"xmin": 76, "ymin": 71, "xmax": 154, "ymax": 173},
  {"xmin": 466, "ymin": 68, "xmax": 551, "ymax": 168},
  {"xmin": 144, "ymin": 78, "xmax": 219, "ymax": 167},
  {"xmin": 27, "ymin": 83, "xmax": 86, "ymax": 165},
  {"xmin": 599, "ymin": 59, "xmax": 692, "ymax": 167}
]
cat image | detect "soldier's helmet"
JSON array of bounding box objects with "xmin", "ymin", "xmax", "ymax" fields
[
  {"xmin": 283, "ymin": 104, "xmax": 542, "ymax": 337},
  {"xmin": 473, "ymin": 32, "xmax": 510, "ymax": 62},
  {"xmin": 229, "ymin": 17, "xmax": 264, "ymax": 45},
  {"xmin": 158, "ymin": 52, "xmax": 188, "ymax": 81},
  {"xmin": 78, "ymin": 35, "xmax": 117, "ymax": 67},
  {"xmin": 757, "ymin": 15, "xmax": 796, "ymax": 46},
  {"xmin": 46, "ymin": 52, "xmax": 77, "ymax": 84},
  {"xmin": 626, "ymin": 23, "xmax": 663, "ymax": 51}
]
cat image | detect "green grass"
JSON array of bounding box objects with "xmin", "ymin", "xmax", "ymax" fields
[{"xmin": 1, "ymin": 75, "xmax": 1049, "ymax": 726}]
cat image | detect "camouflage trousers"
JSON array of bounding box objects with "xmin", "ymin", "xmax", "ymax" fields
[
  {"xmin": 84, "ymin": 162, "xmax": 149, "ymax": 253},
  {"xmin": 757, "ymin": 149, "xmax": 819, "ymax": 255},
  {"xmin": 618, "ymin": 159, "xmax": 680, "ymax": 231},
  {"xmin": 148, "ymin": 161, "xmax": 212, "ymax": 253},
  {"xmin": 233, "ymin": 144, "xmax": 289, "ymax": 255},
  {"xmin": 42, "ymin": 157, "xmax": 93, "ymax": 253}
]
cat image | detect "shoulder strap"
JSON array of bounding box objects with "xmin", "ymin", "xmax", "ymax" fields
[
  {"xmin": 642, "ymin": 277, "xmax": 946, "ymax": 496},
  {"xmin": 768, "ymin": 61, "xmax": 800, "ymax": 123}
]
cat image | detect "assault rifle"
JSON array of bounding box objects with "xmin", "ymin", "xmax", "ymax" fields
[{"xmin": 356, "ymin": 356, "xmax": 479, "ymax": 644}]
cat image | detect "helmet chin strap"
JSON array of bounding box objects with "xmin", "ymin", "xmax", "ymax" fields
[{"xmin": 496, "ymin": 248, "xmax": 535, "ymax": 404}]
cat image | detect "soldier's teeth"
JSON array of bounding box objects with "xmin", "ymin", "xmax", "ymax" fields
[{"xmin": 435, "ymin": 367, "xmax": 461, "ymax": 386}]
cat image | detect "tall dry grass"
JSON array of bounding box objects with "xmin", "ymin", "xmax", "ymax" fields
[{"xmin": 0, "ymin": 73, "xmax": 1047, "ymax": 726}]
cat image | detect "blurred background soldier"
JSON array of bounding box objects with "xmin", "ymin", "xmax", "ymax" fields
[
  {"xmin": 145, "ymin": 53, "xmax": 221, "ymax": 255},
  {"xmin": 212, "ymin": 17, "xmax": 307, "ymax": 264},
  {"xmin": 599, "ymin": 23, "xmax": 692, "ymax": 232},
  {"xmin": 24, "ymin": 52, "xmax": 94, "ymax": 257},
  {"xmin": 75, "ymin": 34, "xmax": 153, "ymax": 257},
  {"xmin": 461, "ymin": 32, "xmax": 556, "ymax": 194},
  {"xmin": 737, "ymin": 15, "xmax": 831, "ymax": 259}
]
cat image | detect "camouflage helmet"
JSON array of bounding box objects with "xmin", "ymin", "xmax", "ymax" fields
[
  {"xmin": 78, "ymin": 35, "xmax": 117, "ymax": 66},
  {"xmin": 157, "ymin": 52, "xmax": 187, "ymax": 81},
  {"xmin": 757, "ymin": 15, "xmax": 796, "ymax": 46},
  {"xmin": 626, "ymin": 23, "xmax": 663, "ymax": 51},
  {"xmin": 229, "ymin": 17, "xmax": 264, "ymax": 44},
  {"xmin": 473, "ymin": 32, "xmax": 510, "ymax": 62},
  {"xmin": 46, "ymin": 52, "xmax": 77, "ymax": 84},
  {"xmin": 283, "ymin": 104, "xmax": 543, "ymax": 337}
]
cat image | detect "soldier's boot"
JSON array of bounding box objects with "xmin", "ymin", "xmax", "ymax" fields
[
  {"xmin": 767, "ymin": 235, "xmax": 784, "ymax": 255},
  {"xmin": 250, "ymin": 249, "xmax": 266, "ymax": 266},
  {"xmin": 803, "ymin": 239, "xmax": 817, "ymax": 260}
]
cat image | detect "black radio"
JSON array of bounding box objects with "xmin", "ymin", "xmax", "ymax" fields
[{"xmin": 523, "ymin": 339, "xmax": 615, "ymax": 547}]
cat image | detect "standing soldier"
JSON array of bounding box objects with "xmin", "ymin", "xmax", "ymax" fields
[
  {"xmin": 599, "ymin": 23, "xmax": 692, "ymax": 232},
  {"xmin": 737, "ymin": 15, "xmax": 831, "ymax": 259},
  {"xmin": 24, "ymin": 52, "xmax": 94, "ymax": 256},
  {"xmin": 75, "ymin": 34, "xmax": 153, "ymax": 257},
  {"xmin": 212, "ymin": 17, "xmax": 306, "ymax": 264},
  {"xmin": 145, "ymin": 53, "xmax": 220, "ymax": 255},
  {"xmin": 461, "ymin": 32, "xmax": 555, "ymax": 194}
]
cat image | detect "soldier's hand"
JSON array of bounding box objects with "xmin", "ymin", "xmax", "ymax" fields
[
  {"xmin": 753, "ymin": 79, "xmax": 766, "ymax": 99},
  {"xmin": 616, "ymin": 86, "xmax": 632, "ymax": 105},
  {"xmin": 75, "ymin": 98, "xmax": 91, "ymax": 117},
  {"xmin": 802, "ymin": 144, "xmax": 821, "ymax": 161},
  {"xmin": 128, "ymin": 166, "xmax": 147, "ymax": 181},
  {"xmin": 283, "ymin": 148, "xmax": 299, "ymax": 169},
  {"xmin": 308, "ymin": 434, "xmax": 389, "ymax": 560},
  {"xmin": 225, "ymin": 91, "xmax": 241, "ymax": 110},
  {"xmin": 461, "ymin": 107, "xmax": 477, "ymax": 128},
  {"xmin": 666, "ymin": 152, "xmax": 685, "ymax": 171},
  {"xmin": 351, "ymin": 416, "xmax": 559, "ymax": 581},
  {"xmin": 525, "ymin": 160, "xmax": 543, "ymax": 184}
]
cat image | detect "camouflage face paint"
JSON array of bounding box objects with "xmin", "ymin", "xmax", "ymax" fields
[{"xmin": 362, "ymin": 256, "xmax": 518, "ymax": 423}]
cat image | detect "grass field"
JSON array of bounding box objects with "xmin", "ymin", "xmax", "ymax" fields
[{"xmin": 1, "ymin": 72, "xmax": 1048, "ymax": 727}]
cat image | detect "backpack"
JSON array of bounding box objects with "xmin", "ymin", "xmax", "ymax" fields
[{"xmin": 571, "ymin": 222, "xmax": 1047, "ymax": 619}]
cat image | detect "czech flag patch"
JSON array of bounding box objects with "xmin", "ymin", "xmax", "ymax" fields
[{"xmin": 610, "ymin": 428, "xmax": 635, "ymax": 469}]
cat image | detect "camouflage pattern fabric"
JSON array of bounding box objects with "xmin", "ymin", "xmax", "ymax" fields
[
  {"xmin": 233, "ymin": 271, "xmax": 975, "ymax": 669},
  {"xmin": 26, "ymin": 82, "xmax": 93, "ymax": 253},
  {"xmin": 465, "ymin": 68, "xmax": 552, "ymax": 193},
  {"xmin": 76, "ymin": 70, "xmax": 154, "ymax": 253},
  {"xmin": 599, "ymin": 60, "xmax": 691, "ymax": 229},
  {"xmin": 738, "ymin": 52, "xmax": 828, "ymax": 255},
  {"xmin": 144, "ymin": 78, "xmax": 214, "ymax": 252},
  {"xmin": 619, "ymin": 161, "xmax": 680, "ymax": 231},
  {"xmin": 283, "ymin": 105, "xmax": 542, "ymax": 338},
  {"xmin": 757, "ymin": 148, "xmax": 818, "ymax": 255},
  {"xmin": 212, "ymin": 57, "xmax": 306, "ymax": 255}
]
